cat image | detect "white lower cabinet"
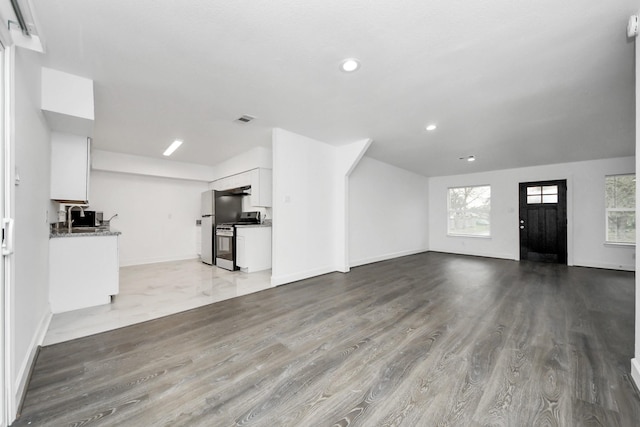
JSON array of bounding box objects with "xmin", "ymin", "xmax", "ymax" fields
[
  {"xmin": 235, "ymin": 226, "xmax": 271, "ymax": 273},
  {"xmin": 236, "ymin": 235, "xmax": 246, "ymax": 267},
  {"xmin": 49, "ymin": 235, "xmax": 119, "ymax": 313}
]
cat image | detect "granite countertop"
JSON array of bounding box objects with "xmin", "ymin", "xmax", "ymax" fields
[
  {"xmin": 234, "ymin": 223, "xmax": 272, "ymax": 228},
  {"xmin": 50, "ymin": 229, "xmax": 122, "ymax": 239}
]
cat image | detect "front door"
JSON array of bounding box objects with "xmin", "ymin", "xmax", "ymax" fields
[{"xmin": 519, "ymin": 180, "xmax": 567, "ymax": 263}]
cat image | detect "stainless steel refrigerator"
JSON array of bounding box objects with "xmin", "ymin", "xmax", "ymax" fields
[{"xmin": 200, "ymin": 190, "xmax": 242, "ymax": 265}]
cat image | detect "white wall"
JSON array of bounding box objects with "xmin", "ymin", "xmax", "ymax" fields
[
  {"xmin": 349, "ymin": 156, "xmax": 429, "ymax": 267},
  {"xmin": 429, "ymin": 156, "xmax": 635, "ymax": 270},
  {"xmin": 12, "ymin": 47, "xmax": 54, "ymax": 417},
  {"xmin": 210, "ymin": 146, "xmax": 272, "ymax": 181},
  {"xmin": 89, "ymin": 170, "xmax": 208, "ymax": 266},
  {"xmin": 333, "ymin": 139, "xmax": 371, "ymax": 271}
]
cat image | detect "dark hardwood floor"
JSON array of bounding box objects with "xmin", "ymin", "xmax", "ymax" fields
[{"xmin": 13, "ymin": 252, "xmax": 640, "ymax": 426}]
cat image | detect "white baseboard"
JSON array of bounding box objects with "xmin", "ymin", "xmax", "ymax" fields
[
  {"xmin": 271, "ymin": 265, "xmax": 335, "ymax": 287},
  {"xmin": 632, "ymin": 358, "xmax": 640, "ymax": 391},
  {"xmin": 349, "ymin": 248, "xmax": 428, "ymax": 268},
  {"xmin": 120, "ymin": 254, "xmax": 199, "ymax": 267},
  {"xmin": 13, "ymin": 309, "xmax": 52, "ymax": 419},
  {"xmin": 428, "ymin": 248, "xmax": 515, "ymax": 261},
  {"xmin": 573, "ymin": 260, "xmax": 635, "ymax": 271}
]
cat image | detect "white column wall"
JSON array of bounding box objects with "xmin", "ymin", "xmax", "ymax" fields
[{"xmin": 271, "ymin": 129, "xmax": 338, "ymax": 285}]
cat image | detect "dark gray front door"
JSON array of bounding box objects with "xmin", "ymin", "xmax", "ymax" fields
[{"xmin": 519, "ymin": 180, "xmax": 567, "ymax": 264}]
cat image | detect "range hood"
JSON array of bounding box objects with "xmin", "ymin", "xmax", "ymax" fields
[{"xmin": 221, "ymin": 186, "xmax": 251, "ymax": 196}]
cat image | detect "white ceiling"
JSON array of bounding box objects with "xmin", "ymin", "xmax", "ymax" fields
[{"xmin": 30, "ymin": 0, "xmax": 637, "ymax": 177}]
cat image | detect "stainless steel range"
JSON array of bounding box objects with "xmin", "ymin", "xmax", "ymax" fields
[
  {"xmin": 215, "ymin": 223, "xmax": 236, "ymax": 271},
  {"xmin": 215, "ymin": 211, "xmax": 262, "ymax": 271}
]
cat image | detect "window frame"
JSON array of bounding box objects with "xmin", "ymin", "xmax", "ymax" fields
[
  {"xmin": 447, "ymin": 184, "xmax": 492, "ymax": 238},
  {"xmin": 604, "ymin": 173, "xmax": 635, "ymax": 245}
]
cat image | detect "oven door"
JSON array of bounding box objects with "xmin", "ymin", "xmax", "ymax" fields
[{"xmin": 215, "ymin": 231, "xmax": 236, "ymax": 270}]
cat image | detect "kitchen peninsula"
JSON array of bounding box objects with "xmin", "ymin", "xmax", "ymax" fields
[{"xmin": 49, "ymin": 229, "xmax": 121, "ymax": 313}]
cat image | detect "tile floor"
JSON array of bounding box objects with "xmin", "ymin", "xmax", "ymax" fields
[{"xmin": 43, "ymin": 259, "xmax": 272, "ymax": 345}]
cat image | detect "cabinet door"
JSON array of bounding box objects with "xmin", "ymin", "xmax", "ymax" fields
[
  {"xmin": 51, "ymin": 133, "xmax": 90, "ymax": 202},
  {"xmin": 250, "ymin": 168, "xmax": 272, "ymax": 207},
  {"xmin": 236, "ymin": 235, "xmax": 246, "ymax": 267},
  {"xmin": 236, "ymin": 171, "xmax": 252, "ymax": 187}
]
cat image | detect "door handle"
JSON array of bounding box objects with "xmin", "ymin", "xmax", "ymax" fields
[{"xmin": 2, "ymin": 218, "xmax": 14, "ymax": 256}]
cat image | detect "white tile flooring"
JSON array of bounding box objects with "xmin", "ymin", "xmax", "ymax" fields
[{"xmin": 43, "ymin": 259, "xmax": 273, "ymax": 345}]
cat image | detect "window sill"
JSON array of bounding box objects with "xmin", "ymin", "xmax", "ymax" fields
[
  {"xmin": 604, "ymin": 242, "xmax": 635, "ymax": 248},
  {"xmin": 447, "ymin": 234, "xmax": 492, "ymax": 239}
]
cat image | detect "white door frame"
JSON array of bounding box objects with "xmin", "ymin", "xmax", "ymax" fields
[{"xmin": 0, "ymin": 33, "xmax": 14, "ymax": 427}]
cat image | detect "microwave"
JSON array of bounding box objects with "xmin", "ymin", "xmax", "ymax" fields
[{"xmin": 71, "ymin": 210, "xmax": 96, "ymax": 227}]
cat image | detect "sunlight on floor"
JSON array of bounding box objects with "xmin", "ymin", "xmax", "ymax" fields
[{"xmin": 43, "ymin": 259, "xmax": 272, "ymax": 345}]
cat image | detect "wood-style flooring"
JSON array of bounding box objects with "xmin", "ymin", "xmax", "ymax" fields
[{"xmin": 13, "ymin": 252, "xmax": 640, "ymax": 426}]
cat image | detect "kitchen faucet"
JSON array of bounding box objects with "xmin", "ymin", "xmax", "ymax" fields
[
  {"xmin": 67, "ymin": 205, "xmax": 85, "ymax": 233},
  {"xmin": 100, "ymin": 213, "xmax": 118, "ymax": 230}
]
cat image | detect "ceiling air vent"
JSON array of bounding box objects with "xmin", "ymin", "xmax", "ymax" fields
[{"xmin": 235, "ymin": 115, "xmax": 256, "ymax": 124}]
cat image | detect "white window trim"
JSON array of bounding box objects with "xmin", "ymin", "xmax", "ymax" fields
[
  {"xmin": 605, "ymin": 207, "xmax": 635, "ymax": 244},
  {"xmin": 446, "ymin": 185, "xmax": 491, "ymax": 238},
  {"xmin": 604, "ymin": 173, "xmax": 635, "ymax": 245},
  {"xmin": 447, "ymin": 233, "xmax": 492, "ymax": 239}
]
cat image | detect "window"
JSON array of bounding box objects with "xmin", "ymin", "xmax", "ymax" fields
[
  {"xmin": 526, "ymin": 185, "xmax": 558, "ymax": 204},
  {"xmin": 605, "ymin": 174, "xmax": 635, "ymax": 244},
  {"xmin": 448, "ymin": 185, "xmax": 491, "ymax": 236}
]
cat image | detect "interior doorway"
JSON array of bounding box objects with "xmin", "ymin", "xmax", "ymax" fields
[{"xmin": 519, "ymin": 180, "xmax": 567, "ymax": 264}]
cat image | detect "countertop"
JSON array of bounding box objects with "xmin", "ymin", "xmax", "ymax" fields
[
  {"xmin": 235, "ymin": 224, "xmax": 272, "ymax": 228},
  {"xmin": 50, "ymin": 229, "xmax": 122, "ymax": 239}
]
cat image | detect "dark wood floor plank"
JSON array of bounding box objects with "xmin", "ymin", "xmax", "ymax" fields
[{"xmin": 11, "ymin": 252, "xmax": 640, "ymax": 426}]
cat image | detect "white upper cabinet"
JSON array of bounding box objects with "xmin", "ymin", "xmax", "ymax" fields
[
  {"xmin": 50, "ymin": 133, "xmax": 90, "ymax": 203},
  {"xmin": 212, "ymin": 168, "xmax": 272, "ymax": 207},
  {"xmin": 41, "ymin": 67, "xmax": 94, "ymax": 136},
  {"xmin": 250, "ymin": 168, "xmax": 272, "ymax": 207},
  {"xmin": 214, "ymin": 171, "xmax": 252, "ymax": 191}
]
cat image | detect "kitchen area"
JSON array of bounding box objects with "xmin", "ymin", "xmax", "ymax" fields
[
  {"xmin": 43, "ymin": 67, "xmax": 274, "ymax": 345},
  {"xmin": 45, "ymin": 164, "xmax": 274, "ymax": 345},
  {"xmin": 201, "ymin": 167, "xmax": 273, "ymax": 273}
]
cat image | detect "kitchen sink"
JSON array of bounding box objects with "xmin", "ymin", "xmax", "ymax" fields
[
  {"xmin": 70, "ymin": 227, "xmax": 109, "ymax": 233},
  {"xmin": 71, "ymin": 228, "xmax": 98, "ymax": 233}
]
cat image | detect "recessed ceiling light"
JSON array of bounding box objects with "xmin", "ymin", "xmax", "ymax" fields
[
  {"xmin": 340, "ymin": 58, "xmax": 360, "ymax": 72},
  {"xmin": 426, "ymin": 124, "xmax": 437, "ymax": 131},
  {"xmin": 163, "ymin": 139, "xmax": 183, "ymax": 156}
]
